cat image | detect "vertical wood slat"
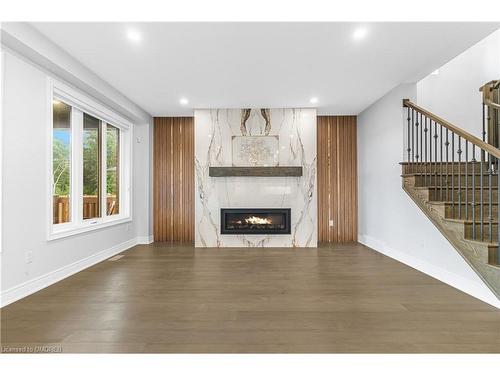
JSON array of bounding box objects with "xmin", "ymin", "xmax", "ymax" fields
[
  {"xmin": 317, "ymin": 116, "xmax": 357, "ymax": 243},
  {"xmin": 153, "ymin": 117, "xmax": 194, "ymax": 242},
  {"xmin": 317, "ymin": 117, "xmax": 325, "ymax": 241}
]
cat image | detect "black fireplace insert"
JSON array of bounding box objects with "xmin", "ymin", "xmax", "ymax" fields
[{"xmin": 220, "ymin": 208, "xmax": 291, "ymax": 235}]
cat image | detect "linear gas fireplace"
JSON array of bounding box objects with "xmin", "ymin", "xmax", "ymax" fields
[{"xmin": 221, "ymin": 208, "xmax": 291, "ymax": 235}]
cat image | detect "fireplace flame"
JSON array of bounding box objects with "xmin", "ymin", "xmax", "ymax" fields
[{"xmin": 244, "ymin": 216, "xmax": 272, "ymax": 225}]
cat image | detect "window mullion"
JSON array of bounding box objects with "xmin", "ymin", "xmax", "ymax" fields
[
  {"xmin": 101, "ymin": 121, "xmax": 107, "ymax": 219},
  {"xmin": 120, "ymin": 128, "xmax": 128, "ymax": 217},
  {"xmin": 72, "ymin": 108, "xmax": 84, "ymax": 226}
]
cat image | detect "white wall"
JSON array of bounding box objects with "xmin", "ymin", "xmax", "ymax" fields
[
  {"xmin": 417, "ymin": 29, "xmax": 500, "ymax": 138},
  {"xmin": 358, "ymin": 83, "xmax": 500, "ymax": 308},
  {"xmin": 0, "ymin": 49, "xmax": 152, "ymax": 306}
]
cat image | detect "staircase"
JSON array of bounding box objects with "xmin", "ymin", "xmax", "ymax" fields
[{"xmin": 401, "ymin": 80, "xmax": 500, "ymax": 300}]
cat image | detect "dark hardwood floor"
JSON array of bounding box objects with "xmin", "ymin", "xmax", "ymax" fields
[{"xmin": 1, "ymin": 242, "xmax": 499, "ymax": 353}]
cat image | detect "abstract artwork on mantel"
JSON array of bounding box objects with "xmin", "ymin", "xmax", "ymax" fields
[
  {"xmin": 232, "ymin": 135, "xmax": 279, "ymax": 166},
  {"xmin": 195, "ymin": 108, "xmax": 317, "ymax": 248}
]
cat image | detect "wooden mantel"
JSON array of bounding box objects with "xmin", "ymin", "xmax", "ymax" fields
[{"xmin": 209, "ymin": 166, "xmax": 303, "ymax": 177}]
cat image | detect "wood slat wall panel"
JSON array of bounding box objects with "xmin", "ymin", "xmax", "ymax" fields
[
  {"xmin": 153, "ymin": 117, "xmax": 194, "ymax": 242},
  {"xmin": 317, "ymin": 116, "xmax": 357, "ymax": 242}
]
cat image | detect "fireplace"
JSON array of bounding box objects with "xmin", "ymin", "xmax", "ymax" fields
[{"xmin": 221, "ymin": 208, "xmax": 291, "ymax": 235}]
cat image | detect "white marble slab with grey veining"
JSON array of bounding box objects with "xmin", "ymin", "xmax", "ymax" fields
[{"xmin": 195, "ymin": 108, "xmax": 317, "ymax": 247}]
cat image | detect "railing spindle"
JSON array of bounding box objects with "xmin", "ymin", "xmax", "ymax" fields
[
  {"xmin": 415, "ymin": 112, "xmax": 420, "ymax": 170},
  {"xmin": 420, "ymin": 112, "xmax": 423, "ymax": 175},
  {"xmin": 440, "ymin": 125, "xmax": 444, "ymax": 201},
  {"xmin": 458, "ymin": 136, "xmax": 462, "ymax": 219},
  {"xmin": 480, "ymin": 149, "xmax": 485, "ymax": 241},
  {"xmin": 482, "ymin": 102, "xmax": 487, "ymax": 142},
  {"xmin": 425, "ymin": 116, "xmax": 429, "ymax": 186},
  {"xmin": 451, "ymin": 133, "xmax": 455, "ymax": 218},
  {"xmin": 434, "ymin": 120, "xmax": 438, "ymax": 198},
  {"xmin": 407, "ymin": 107, "xmax": 411, "ymax": 171},
  {"xmin": 412, "ymin": 109, "xmax": 415, "ymax": 172},
  {"xmin": 497, "ymin": 159, "xmax": 500, "ymax": 262},
  {"xmin": 489, "ymin": 159, "xmax": 493, "ymax": 242},
  {"xmin": 445, "ymin": 128, "xmax": 449, "ymax": 203},
  {"xmin": 472, "ymin": 144, "xmax": 477, "ymax": 240},
  {"xmin": 465, "ymin": 142, "xmax": 469, "ymax": 220}
]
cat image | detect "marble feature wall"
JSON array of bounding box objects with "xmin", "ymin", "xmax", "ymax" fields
[{"xmin": 195, "ymin": 108, "xmax": 317, "ymax": 247}]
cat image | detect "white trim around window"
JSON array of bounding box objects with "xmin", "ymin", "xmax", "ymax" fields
[{"xmin": 47, "ymin": 78, "xmax": 133, "ymax": 240}]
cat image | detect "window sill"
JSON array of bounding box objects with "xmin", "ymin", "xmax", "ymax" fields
[{"xmin": 48, "ymin": 216, "xmax": 132, "ymax": 241}]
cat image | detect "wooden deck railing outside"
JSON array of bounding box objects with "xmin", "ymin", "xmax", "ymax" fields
[{"xmin": 53, "ymin": 195, "xmax": 118, "ymax": 223}]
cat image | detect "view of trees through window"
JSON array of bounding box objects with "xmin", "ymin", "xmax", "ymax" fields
[
  {"xmin": 83, "ymin": 113, "xmax": 101, "ymax": 219},
  {"xmin": 53, "ymin": 99, "xmax": 122, "ymax": 225},
  {"xmin": 106, "ymin": 124, "xmax": 120, "ymax": 215},
  {"xmin": 52, "ymin": 100, "xmax": 71, "ymax": 224}
]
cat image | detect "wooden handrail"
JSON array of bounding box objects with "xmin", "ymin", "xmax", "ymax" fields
[
  {"xmin": 479, "ymin": 79, "xmax": 500, "ymax": 91},
  {"xmin": 403, "ymin": 99, "xmax": 500, "ymax": 159},
  {"xmin": 479, "ymin": 80, "xmax": 500, "ymax": 91},
  {"xmin": 480, "ymin": 80, "xmax": 500, "ymax": 110},
  {"xmin": 485, "ymin": 99, "xmax": 500, "ymax": 111}
]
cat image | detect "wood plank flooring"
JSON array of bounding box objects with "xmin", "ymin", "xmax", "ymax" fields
[{"xmin": 1, "ymin": 243, "xmax": 499, "ymax": 353}]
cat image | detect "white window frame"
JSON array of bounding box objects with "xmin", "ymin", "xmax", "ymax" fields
[{"xmin": 47, "ymin": 78, "xmax": 133, "ymax": 240}]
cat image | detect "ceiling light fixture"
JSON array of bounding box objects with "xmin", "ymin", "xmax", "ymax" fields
[
  {"xmin": 179, "ymin": 97, "xmax": 189, "ymax": 105},
  {"xmin": 353, "ymin": 27, "xmax": 368, "ymax": 41},
  {"xmin": 431, "ymin": 69, "xmax": 440, "ymax": 75},
  {"xmin": 309, "ymin": 97, "xmax": 318, "ymax": 104},
  {"xmin": 126, "ymin": 29, "xmax": 142, "ymax": 43}
]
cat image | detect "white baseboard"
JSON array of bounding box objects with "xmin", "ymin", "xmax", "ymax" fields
[
  {"xmin": 358, "ymin": 234, "xmax": 500, "ymax": 309},
  {"xmin": 0, "ymin": 237, "xmax": 141, "ymax": 308},
  {"xmin": 137, "ymin": 235, "xmax": 154, "ymax": 244}
]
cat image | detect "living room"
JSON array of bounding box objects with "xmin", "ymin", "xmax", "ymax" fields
[{"xmin": 1, "ymin": 0, "xmax": 499, "ymax": 371}]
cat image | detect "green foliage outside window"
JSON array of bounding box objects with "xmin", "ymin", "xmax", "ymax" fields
[
  {"xmin": 83, "ymin": 128, "xmax": 99, "ymax": 195},
  {"xmin": 106, "ymin": 126, "xmax": 119, "ymax": 196},
  {"xmin": 53, "ymin": 125, "xmax": 118, "ymax": 197},
  {"xmin": 53, "ymin": 136, "xmax": 70, "ymax": 196}
]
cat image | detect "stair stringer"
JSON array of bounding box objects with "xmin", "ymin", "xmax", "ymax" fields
[{"xmin": 402, "ymin": 176, "xmax": 500, "ymax": 300}]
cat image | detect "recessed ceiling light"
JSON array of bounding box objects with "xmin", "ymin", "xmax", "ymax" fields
[
  {"xmin": 179, "ymin": 97, "xmax": 189, "ymax": 105},
  {"xmin": 309, "ymin": 97, "xmax": 318, "ymax": 104},
  {"xmin": 353, "ymin": 27, "xmax": 368, "ymax": 41},
  {"xmin": 126, "ymin": 29, "xmax": 142, "ymax": 43}
]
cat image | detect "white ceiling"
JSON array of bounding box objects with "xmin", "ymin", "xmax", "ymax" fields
[{"xmin": 31, "ymin": 22, "xmax": 500, "ymax": 116}]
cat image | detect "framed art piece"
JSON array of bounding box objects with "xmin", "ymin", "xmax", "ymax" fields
[{"xmin": 231, "ymin": 136, "xmax": 279, "ymax": 166}]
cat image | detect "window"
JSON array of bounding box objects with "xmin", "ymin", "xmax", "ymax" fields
[
  {"xmin": 52, "ymin": 100, "xmax": 71, "ymax": 224},
  {"xmin": 49, "ymin": 80, "xmax": 131, "ymax": 239},
  {"xmin": 83, "ymin": 113, "xmax": 101, "ymax": 220},
  {"xmin": 106, "ymin": 124, "xmax": 120, "ymax": 216}
]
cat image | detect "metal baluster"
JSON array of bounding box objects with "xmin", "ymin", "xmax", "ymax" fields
[
  {"xmin": 497, "ymin": 158, "xmax": 500, "ymax": 263},
  {"xmin": 480, "ymin": 149, "xmax": 485, "ymax": 241},
  {"xmin": 424, "ymin": 117, "xmax": 428, "ymax": 186},
  {"xmin": 412, "ymin": 109, "xmax": 415, "ymax": 172},
  {"xmin": 465, "ymin": 142, "xmax": 469, "ymax": 220},
  {"xmin": 420, "ymin": 113, "xmax": 423, "ymax": 175},
  {"xmin": 407, "ymin": 107, "xmax": 411, "ymax": 173},
  {"xmin": 488, "ymin": 156, "xmax": 493, "ymax": 243},
  {"xmin": 415, "ymin": 113, "xmax": 420, "ymax": 173},
  {"xmin": 451, "ymin": 133, "xmax": 455, "ymax": 218},
  {"xmin": 445, "ymin": 129, "xmax": 449, "ymax": 203},
  {"xmin": 434, "ymin": 121, "xmax": 438, "ymax": 198},
  {"xmin": 482, "ymin": 102, "xmax": 486, "ymax": 142},
  {"xmin": 458, "ymin": 136, "xmax": 462, "ymax": 219},
  {"xmin": 440, "ymin": 125, "xmax": 443, "ymax": 201},
  {"xmin": 472, "ymin": 145, "xmax": 477, "ymax": 240}
]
